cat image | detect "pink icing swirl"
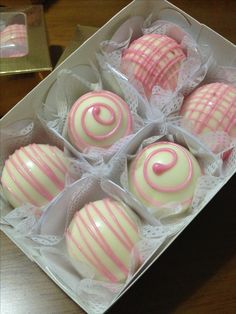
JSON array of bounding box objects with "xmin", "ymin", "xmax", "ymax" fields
[
  {"xmin": 130, "ymin": 142, "xmax": 194, "ymax": 206},
  {"xmin": 68, "ymin": 91, "xmax": 132, "ymax": 150},
  {"xmin": 151, "ymin": 148, "xmax": 178, "ymax": 175},
  {"xmin": 81, "ymin": 102, "xmax": 122, "ymax": 140},
  {"xmin": 92, "ymin": 105, "xmax": 115, "ymax": 125}
]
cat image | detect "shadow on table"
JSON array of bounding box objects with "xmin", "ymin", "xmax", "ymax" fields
[
  {"xmin": 49, "ymin": 45, "xmax": 64, "ymax": 68},
  {"xmin": 110, "ymin": 176, "xmax": 236, "ymax": 314}
]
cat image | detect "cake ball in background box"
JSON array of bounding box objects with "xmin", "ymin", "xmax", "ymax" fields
[
  {"xmin": 67, "ymin": 90, "xmax": 133, "ymax": 152},
  {"xmin": 128, "ymin": 141, "xmax": 202, "ymax": 217},
  {"xmin": 0, "ymin": 24, "xmax": 28, "ymax": 58},
  {"xmin": 1, "ymin": 144, "xmax": 68, "ymax": 208},
  {"xmin": 65, "ymin": 198, "xmax": 140, "ymax": 283},
  {"xmin": 121, "ymin": 34, "xmax": 186, "ymax": 97}
]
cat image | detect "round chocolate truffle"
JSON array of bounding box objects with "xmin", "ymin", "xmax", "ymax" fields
[
  {"xmin": 180, "ymin": 82, "xmax": 236, "ymax": 138},
  {"xmin": 121, "ymin": 34, "xmax": 186, "ymax": 97},
  {"xmin": 65, "ymin": 198, "xmax": 140, "ymax": 283},
  {"xmin": 67, "ymin": 90, "xmax": 133, "ymax": 151},
  {"xmin": 128, "ymin": 141, "xmax": 201, "ymax": 215},
  {"xmin": 1, "ymin": 144, "xmax": 68, "ymax": 208}
]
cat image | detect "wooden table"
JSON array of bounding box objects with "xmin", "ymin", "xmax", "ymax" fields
[{"xmin": 1, "ymin": 1, "xmax": 236, "ymax": 313}]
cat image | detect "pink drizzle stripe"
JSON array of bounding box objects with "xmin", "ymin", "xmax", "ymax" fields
[
  {"xmin": 162, "ymin": 61, "xmax": 181, "ymax": 90},
  {"xmin": 66, "ymin": 229, "xmax": 117, "ymax": 282},
  {"xmin": 51, "ymin": 146, "xmax": 67, "ymax": 173},
  {"xmin": 5, "ymin": 160, "xmax": 38, "ymax": 206},
  {"xmin": 143, "ymin": 148, "xmax": 192, "ymax": 192},
  {"xmin": 1, "ymin": 179, "xmax": 24, "ymax": 205},
  {"xmin": 36, "ymin": 145, "xmax": 67, "ymax": 175},
  {"xmin": 75, "ymin": 218, "xmax": 118, "ymax": 282},
  {"xmin": 186, "ymin": 84, "xmax": 221, "ymax": 133},
  {"xmin": 91, "ymin": 200, "xmax": 132, "ymax": 251},
  {"xmin": 68, "ymin": 90, "xmax": 132, "ymax": 150},
  {"xmin": 24, "ymin": 145, "xmax": 64, "ymax": 190},
  {"xmin": 130, "ymin": 142, "xmax": 194, "ymax": 207},
  {"xmin": 81, "ymin": 103, "xmax": 122, "ymax": 140},
  {"xmin": 123, "ymin": 34, "xmax": 185, "ymax": 93},
  {"xmin": 157, "ymin": 54, "xmax": 184, "ymax": 88},
  {"xmin": 142, "ymin": 40, "xmax": 182, "ymax": 87},
  {"xmin": 196, "ymin": 84, "xmax": 229, "ymax": 133},
  {"xmin": 182, "ymin": 83, "xmax": 236, "ymax": 135},
  {"xmin": 69, "ymin": 92, "xmax": 129, "ymax": 147},
  {"xmin": 80, "ymin": 205, "xmax": 129, "ymax": 277},
  {"xmin": 92, "ymin": 104, "xmax": 115, "ymax": 125},
  {"xmin": 72, "ymin": 221, "xmax": 117, "ymax": 282},
  {"xmin": 12, "ymin": 150, "xmax": 53, "ymax": 201},
  {"xmin": 104, "ymin": 199, "xmax": 134, "ymax": 251},
  {"xmin": 106, "ymin": 198, "xmax": 138, "ymax": 233}
]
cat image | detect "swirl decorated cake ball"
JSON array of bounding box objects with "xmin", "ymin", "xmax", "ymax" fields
[
  {"xmin": 65, "ymin": 198, "xmax": 140, "ymax": 283},
  {"xmin": 1, "ymin": 144, "xmax": 68, "ymax": 208},
  {"xmin": 121, "ymin": 34, "xmax": 186, "ymax": 96},
  {"xmin": 180, "ymin": 83, "xmax": 236, "ymax": 138},
  {"xmin": 128, "ymin": 142, "xmax": 201, "ymax": 215},
  {"xmin": 67, "ymin": 90, "xmax": 132, "ymax": 151}
]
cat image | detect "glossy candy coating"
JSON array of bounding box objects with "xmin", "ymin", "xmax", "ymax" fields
[
  {"xmin": 67, "ymin": 90, "xmax": 132, "ymax": 151},
  {"xmin": 128, "ymin": 142, "xmax": 201, "ymax": 215},
  {"xmin": 121, "ymin": 34, "xmax": 186, "ymax": 96},
  {"xmin": 180, "ymin": 83, "xmax": 236, "ymax": 137},
  {"xmin": 65, "ymin": 198, "xmax": 140, "ymax": 283},
  {"xmin": 1, "ymin": 144, "xmax": 68, "ymax": 208}
]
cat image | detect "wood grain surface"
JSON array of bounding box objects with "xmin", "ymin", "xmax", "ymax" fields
[{"xmin": 1, "ymin": 1, "xmax": 236, "ymax": 313}]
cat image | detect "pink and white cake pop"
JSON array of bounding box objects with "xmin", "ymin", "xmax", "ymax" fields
[
  {"xmin": 128, "ymin": 142, "xmax": 201, "ymax": 215},
  {"xmin": 1, "ymin": 144, "xmax": 68, "ymax": 208},
  {"xmin": 65, "ymin": 198, "xmax": 140, "ymax": 283},
  {"xmin": 0, "ymin": 24, "xmax": 28, "ymax": 58},
  {"xmin": 121, "ymin": 34, "xmax": 186, "ymax": 97},
  {"xmin": 180, "ymin": 83, "xmax": 236, "ymax": 138},
  {"xmin": 67, "ymin": 90, "xmax": 133, "ymax": 151}
]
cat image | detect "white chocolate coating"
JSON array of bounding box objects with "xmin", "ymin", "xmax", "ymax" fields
[
  {"xmin": 121, "ymin": 34, "xmax": 186, "ymax": 97},
  {"xmin": 1, "ymin": 144, "xmax": 68, "ymax": 208},
  {"xmin": 67, "ymin": 90, "xmax": 133, "ymax": 151},
  {"xmin": 128, "ymin": 142, "xmax": 201, "ymax": 215},
  {"xmin": 180, "ymin": 83, "xmax": 236, "ymax": 137},
  {"xmin": 65, "ymin": 199, "xmax": 140, "ymax": 283}
]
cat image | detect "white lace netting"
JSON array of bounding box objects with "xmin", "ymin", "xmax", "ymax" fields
[
  {"xmin": 1, "ymin": 15, "xmax": 235, "ymax": 314},
  {"xmin": 107, "ymin": 121, "xmax": 234, "ymax": 224},
  {"xmin": 14, "ymin": 176, "xmax": 173, "ymax": 313},
  {"xmin": 37, "ymin": 64, "xmax": 148, "ymax": 164},
  {"xmin": 1, "ymin": 113, "xmax": 235, "ymax": 314},
  {"xmin": 98, "ymin": 17, "xmax": 212, "ymax": 119},
  {"xmin": 0, "ymin": 117, "xmax": 81, "ymax": 226},
  {"xmin": 166, "ymin": 117, "xmax": 236, "ymax": 176}
]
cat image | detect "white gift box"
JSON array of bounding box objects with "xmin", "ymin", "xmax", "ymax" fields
[{"xmin": 1, "ymin": 1, "xmax": 235, "ymax": 313}]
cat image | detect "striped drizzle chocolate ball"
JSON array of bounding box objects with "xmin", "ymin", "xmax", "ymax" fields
[
  {"xmin": 65, "ymin": 198, "xmax": 140, "ymax": 283},
  {"xmin": 121, "ymin": 34, "xmax": 186, "ymax": 97},
  {"xmin": 1, "ymin": 144, "xmax": 68, "ymax": 208}
]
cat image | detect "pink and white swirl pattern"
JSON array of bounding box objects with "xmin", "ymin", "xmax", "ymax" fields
[
  {"xmin": 121, "ymin": 34, "xmax": 186, "ymax": 97},
  {"xmin": 1, "ymin": 144, "xmax": 68, "ymax": 208},
  {"xmin": 129, "ymin": 142, "xmax": 201, "ymax": 212},
  {"xmin": 67, "ymin": 90, "xmax": 132, "ymax": 151},
  {"xmin": 65, "ymin": 198, "xmax": 140, "ymax": 283}
]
